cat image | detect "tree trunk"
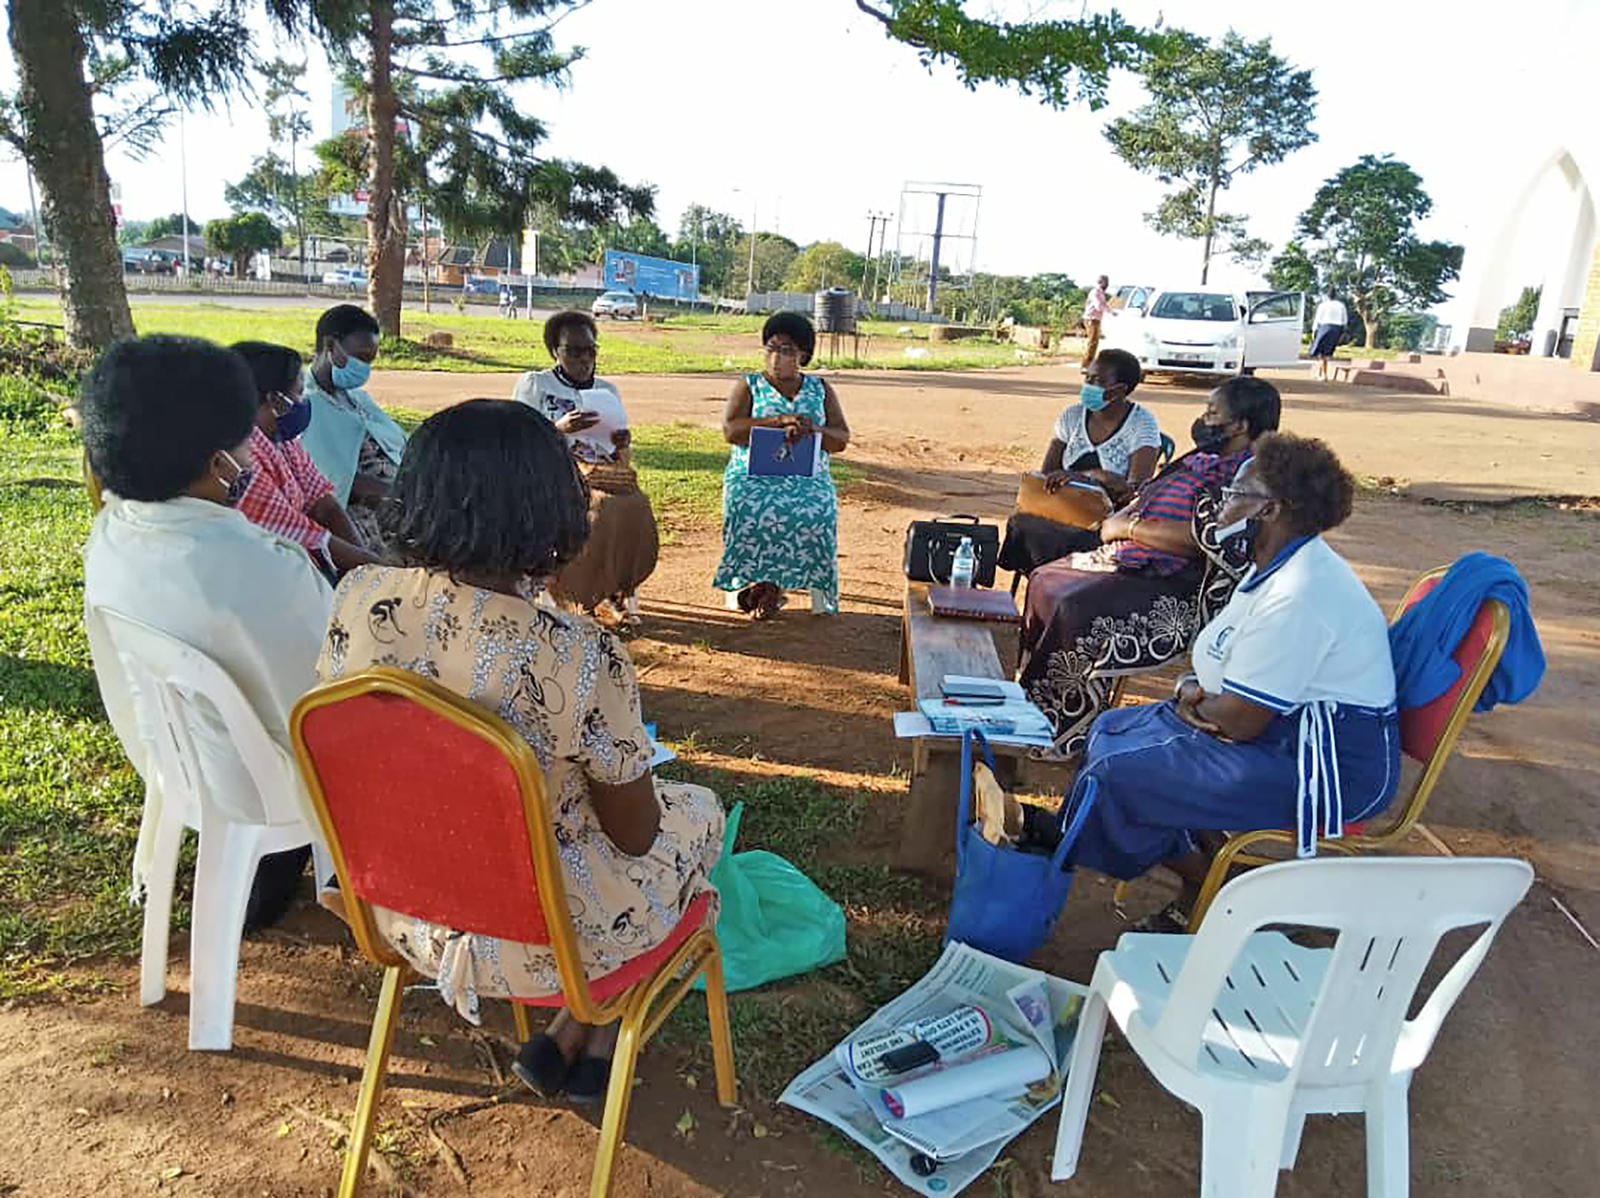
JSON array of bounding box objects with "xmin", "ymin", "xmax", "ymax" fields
[
  {"xmin": 1358, "ymin": 301, "xmax": 1377, "ymax": 349},
  {"xmin": 8, "ymin": 3, "xmax": 134, "ymax": 349},
  {"xmin": 1199, "ymin": 167, "xmax": 1219, "ymax": 286},
  {"xmin": 365, "ymin": 0, "xmax": 404, "ymax": 338}
]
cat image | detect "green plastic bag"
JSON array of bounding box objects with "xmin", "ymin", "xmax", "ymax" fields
[{"xmin": 693, "ymin": 803, "xmax": 847, "ymax": 992}]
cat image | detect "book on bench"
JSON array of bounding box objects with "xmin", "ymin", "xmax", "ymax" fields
[{"xmin": 927, "ymin": 585, "xmax": 1020, "ymax": 624}]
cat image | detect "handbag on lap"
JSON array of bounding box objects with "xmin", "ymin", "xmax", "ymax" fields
[{"xmin": 1013, "ymin": 472, "xmax": 1113, "ymax": 529}]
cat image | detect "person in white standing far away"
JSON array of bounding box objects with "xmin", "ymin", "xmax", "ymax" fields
[{"xmin": 1309, "ymin": 291, "xmax": 1349, "ymax": 381}]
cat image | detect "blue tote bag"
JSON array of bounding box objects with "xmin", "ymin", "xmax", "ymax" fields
[{"xmin": 945, "ymin": 728, "xmax": 1097, "ymax": 963}]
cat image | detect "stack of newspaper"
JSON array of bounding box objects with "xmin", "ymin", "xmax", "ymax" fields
[{"xmin": 782, "ymin": 942, "xmax": 1086, "ymax": 1196}]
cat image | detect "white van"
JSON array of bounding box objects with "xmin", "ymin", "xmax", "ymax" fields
[{"xmin": 1102, "ymin": 286, "xmax": 1305, "ymax": 378}]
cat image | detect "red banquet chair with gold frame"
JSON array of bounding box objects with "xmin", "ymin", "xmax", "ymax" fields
[
  {"xmin": 1187, "ymin": 566, "xmax": 1512, "ymax": 927},
  {"xmin": 289, "ymin": 667, "xmax": 736, "ymax": 1198}
]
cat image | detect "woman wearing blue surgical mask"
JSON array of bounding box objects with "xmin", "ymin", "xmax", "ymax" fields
[
  {"xmin": 231, "ymin": 341, "xmax": 380, "ymax": 580},
  {"xmin": 999, "ymin": 348, "xmax": 1164, "ymax": 583},
  {"xmin": 1043, "ymin": 349, "xmax": 1162, "ymax": 503},
  {"xmin": 298, "ymin": 303, "xmax": 407, "ymax": 547}
]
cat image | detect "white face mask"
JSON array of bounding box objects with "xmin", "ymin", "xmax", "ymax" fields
[{"xmin": 1215, "ymin": 516, "xmax": 1253, "ymax": 542}]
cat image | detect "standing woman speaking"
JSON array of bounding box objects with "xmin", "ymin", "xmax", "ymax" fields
[{"xmin": 713, "ymin": 312, "xmax": 850, "ymax": 619}]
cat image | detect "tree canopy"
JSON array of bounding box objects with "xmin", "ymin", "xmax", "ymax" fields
[
  {"xmin": 1497, "ymin": 285, "xmax": 1542, "ymax": 342},
  {"xmin": 145, "ymin": 212, "xmax": 203, "ymax": 241},
  {"xmin": 854, "ymin": 0, "xmax": 1163, "ymax": 110},
  {"xmin": 204, "ymin": 211, "xmax": 282, "ymax": 275},
  {"xmin": 1104, "ymin": 31, "xmax": 1317, "ymax": 283},
  {"xmin": 783, "ymin": 242, "xmax": 866, "ymax": 292},
  {"xmin": 1, "ymin": 1, "xmax": 324, "ymax": 345},
  {"xmin": 315, "ymin": 0, "xmax": 654, "ymax": 335},
  {"xmin": 674, "ymin": 204, "xmax": 743, "ymax": 295},
  {"xmin": 1283, "ymin": 154, "xmax": 1463, "ymax": 349}
]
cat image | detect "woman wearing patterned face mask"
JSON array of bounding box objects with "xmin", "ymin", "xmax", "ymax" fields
[
  {"xmin": 231, "ymin": 341, "xmax": 380, "ymax": 581},
  {"xmin": 298, "ymin": 304, "xmax": 407, "ymax": 548}
]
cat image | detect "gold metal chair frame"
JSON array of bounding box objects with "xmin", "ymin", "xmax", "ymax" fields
[
  {"xmin": 1186, "ymin": 568, "xmax": 1511, "ymax": 927},
  {"xmin": 289, "ymin": 667, "xmax": 736, "ymax": 1198}
]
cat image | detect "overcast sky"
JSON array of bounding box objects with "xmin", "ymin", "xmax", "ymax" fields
[{"xmin": 0, "ymin": 0, "xmax": 1588, "ymax": 301}]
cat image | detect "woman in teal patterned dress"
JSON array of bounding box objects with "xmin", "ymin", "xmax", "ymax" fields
[{"xmin": 714, "ymin": 312, "xmax": 852, "ymax": 618}]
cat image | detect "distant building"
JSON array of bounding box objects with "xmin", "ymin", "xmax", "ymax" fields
[
  {"xmin": 1449, "ymin": 0, "xmax": 1600, "ymax": 368},
  {"xmin": 143, "ymin": 233, "xmax": 207, "ymax": 261}
]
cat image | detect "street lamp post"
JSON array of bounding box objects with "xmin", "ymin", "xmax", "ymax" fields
[{"xmin": 733, "ymin": 188, "xmax": 758, "ymax": 299}]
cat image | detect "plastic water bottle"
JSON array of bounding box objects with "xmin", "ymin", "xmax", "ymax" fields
[{"xmin": 950, "ymin": 536, "xmax": 976, "ymax": 588}]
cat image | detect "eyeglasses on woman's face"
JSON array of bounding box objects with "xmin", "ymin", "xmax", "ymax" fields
[
  {"xmin": 264, "ymin": 390, "xmax": 297, "ymax": 416},
  {"xmin": 764, "ymin": 341, "xmax": 802, "ymax": 359},
  {"xmin": 1220, "ymin": 484, "xmax": 1273, "ymax": 505},
  {"xmin": 557, "ymin": 341, "xmax": 597, "ymax": 359}
]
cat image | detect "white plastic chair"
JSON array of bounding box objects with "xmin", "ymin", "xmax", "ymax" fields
[
  {"xmin": 1052, "ymin": 857, "xmax": 1533, "ymax": 1197},
  {"xmin": 96, "ymin": 608, "xmax": 330, "ymax": 1051}
]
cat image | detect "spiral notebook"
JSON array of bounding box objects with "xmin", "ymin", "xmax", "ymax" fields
[{"xmin": 748, "ymin": 426, "xmax": 822, "ymax": 477}]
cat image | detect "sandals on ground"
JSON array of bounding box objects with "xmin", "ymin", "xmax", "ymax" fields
[
  {"xmin": 512, "ymin": 1034, "xmax": 572, "ymax": 1098},
  {"xmin": 563, "ymin": 1054, "xmax": 613, "ymax": 1105}
]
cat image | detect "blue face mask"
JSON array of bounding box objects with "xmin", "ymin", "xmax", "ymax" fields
[
  {"xmin": 272, "ymin": 397, "xmax": 313, "ymax": 442},
  {"xmin": 1080, "ymin": 383, "xmax": 1109, "ymax": 411},
  {"xmin": 330, "ymin": 350, "xmax": 371, "ymax": 390}
]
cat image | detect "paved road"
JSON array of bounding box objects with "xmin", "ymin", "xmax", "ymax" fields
[{"xmin": 16, "ymin": 285, "xmax": 564, "ymax": 319}]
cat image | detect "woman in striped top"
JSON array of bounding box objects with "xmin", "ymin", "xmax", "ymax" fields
[{"xmin": 1017, "ymin": 377, "xmax": 1283, "ymax": 759}]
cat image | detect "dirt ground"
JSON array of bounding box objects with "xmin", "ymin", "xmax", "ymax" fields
[{"xmin": 3, "ymin": 366, "xmax": 1597, "ymax": 1198}]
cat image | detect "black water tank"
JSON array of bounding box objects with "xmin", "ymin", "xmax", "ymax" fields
[{"xmin": 814, "ymin": 287, "xmax": 856, "ymax": 333}]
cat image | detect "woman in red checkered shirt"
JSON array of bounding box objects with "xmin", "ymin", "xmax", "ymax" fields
[{"xmin": 231, "ymin": 342, "xmax": 380, "ymax": 581}]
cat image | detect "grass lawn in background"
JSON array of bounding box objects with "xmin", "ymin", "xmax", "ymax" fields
[
  {"xmin": 0, "ymin": 413, "xmax": 858, "ymax": 1002},
  {"xmin": 10, "ymin": 298, "xmax": 1048, "ymax": 376}
]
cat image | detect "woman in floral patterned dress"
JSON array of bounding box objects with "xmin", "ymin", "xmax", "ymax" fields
[
  {"xmin": 713, "ymin": 312, "xmax": 851, "ymax": 618},
  {"xmin": 318, "ymin": 399, "xmax": 724, "ymax": 1103}
]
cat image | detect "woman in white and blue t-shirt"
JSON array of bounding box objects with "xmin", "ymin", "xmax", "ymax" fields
[{"xmin": 1062, "ymin": 433, "xmax": 1399, "ymax": 929}]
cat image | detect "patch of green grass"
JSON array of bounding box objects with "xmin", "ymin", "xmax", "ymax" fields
[
  {"xmin": 653, "ymin": 761, "xmax": 947, "ymax": 1100},
  {"xmin": 0, "ymin": 427, "xmax": 163, "ymax": 997},
  {"xmin": 12, "ymin": 297, "xmax": 1045, "ymax": 376}
]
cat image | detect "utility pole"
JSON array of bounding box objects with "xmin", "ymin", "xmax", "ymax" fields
[
  {"xmin": 746, "ymin": 199, "xmax": 758, "ymax": 297},
  {"xmin": 179, "ymin": 108, "xmax": 192, "ymax": 274},
  {"xmin": 862, "ymin": 211, "xmax": 890, "ymax": 306},
  {"xmin": 24, "ymin": 167, "xmax": 44, "ymax": 268},
  {"xmin": 926, "ymin": 191, "xmax": 949, "ymax": 312}
]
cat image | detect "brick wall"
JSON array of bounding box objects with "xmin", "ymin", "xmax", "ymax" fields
[{"xmin": 1570, "ymin": 241, "xmax": 1600, "ymax": 370}]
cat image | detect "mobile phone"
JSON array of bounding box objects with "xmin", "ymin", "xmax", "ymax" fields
[
  {"xmin": 940, "ymin": 678, "xmax": 1005, "ymax": 702},
  {"xmin": 879, "ymin": 1040, "xmax": 939, "ymax": 1074}
]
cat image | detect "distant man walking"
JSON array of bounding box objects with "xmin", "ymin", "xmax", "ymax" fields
[
  {"xmin": 1081, "ymin": 274, "xmax": 1110, "ymax": 370},
  {"xmin": 1310, "ymin": 290, "xmax": 1348, "ymax": 381}
]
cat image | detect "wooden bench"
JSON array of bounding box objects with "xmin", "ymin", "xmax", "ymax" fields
[{"xmin": 897, "ymin": 581, "xmax": 1024, "ymax": 875}]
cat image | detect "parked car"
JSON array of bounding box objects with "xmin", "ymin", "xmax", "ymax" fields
[
  {"xmin": 1102, "ymin": 286, "xmax": 1305, "ymax": 378},
  {"xmin": 461, "ymin": 276, "xmax": 501, "ymax": 295},
  {"xmin": 592, "ymin": 290, "xmax": 639, "ymax": 319},
  {"xmin": 122, "ymin": 248, "xmax": 175, "ymax": 275},
  {"xmin": 321, "ymin": 268, "xmax": 367, "ymax": 288}
]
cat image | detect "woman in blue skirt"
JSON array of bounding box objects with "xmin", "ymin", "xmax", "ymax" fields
[
  {"xmin": 1064, "ymin": 432, "xmax": 1400, "ymax": 930},
  {"xmin": 714, "ymin": 312, "xmax": 851, "ymax": 618}
]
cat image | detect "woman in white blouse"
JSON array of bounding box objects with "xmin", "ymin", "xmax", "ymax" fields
[
  {"xmin": 511, "ymin": 310, "xmax": 659, "ymax": 624},
  {"xmin": 81, "ymin": 335, "xmax": 332, "ymax": 927},
  {"xmin": 1000, "ymin": 348, "xmax": 1165, "ymax": 579}
]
